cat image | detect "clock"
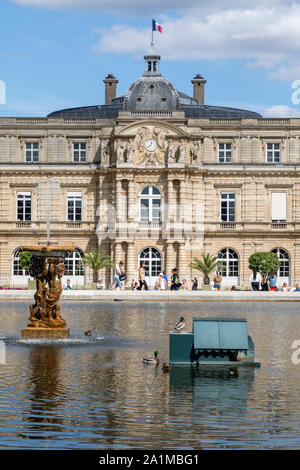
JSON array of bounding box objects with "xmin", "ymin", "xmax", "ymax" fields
[{"xmin": 145, "ymin": 139, "xmax": 157, "ymax": 152}]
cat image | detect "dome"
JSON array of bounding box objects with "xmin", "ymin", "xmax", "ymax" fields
[{"xmin": 123, "ymin": 76, "xmax": 180, "ymax": 111}]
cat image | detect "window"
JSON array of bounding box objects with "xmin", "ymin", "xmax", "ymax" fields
[
  {"xmin": 64, "ymin": 248, "xmax": 85, "ymax": 277},
  {"xmin": 72, "ymin": 142, "xmax": 87, "ymax": 162},
  {"xmin": 140, "ymin": 186, "xmax": 161, "ymax": 222},
  {"xmin": 25, "ymin": 142, "xmax": 39, "ymax": 162},
  {"xmin": 218, "ymin": 143, "xmax": 232, "ymax": 163},
  {"xmin": 220, "ymin": 193, "xmax": 235, "ymax": 222},
  {"xmin": 67, "ymin": 192, "xmax": 82, "ymax": 221},
  {"xmin": 138, "ymin": 248, "xmax": 162, "ymax": 286},
  {"xmin": 17, "ymin": 192, "xmax": 31, "ymax": 221},
  {"xmin": 271, "ymin": 193, "xmax": 286, "ymax": 222},
  {"xmin": 216, "ymin": 248, "xmax": 239, "ymax": 285},
  {"xmin": 266, "ymin": 143, "xmax": 280, "ymax": 163},
  {"xmin": 271, "ymin": 248, "xmax": 290, "ymax": 281},
  {"xmin": 13, "ymin": 248, "xmax": 30, "ymax": 277}
]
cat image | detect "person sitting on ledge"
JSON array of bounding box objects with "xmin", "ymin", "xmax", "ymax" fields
[
  {"xmin": 84, "ymin": 330, "xmax": 92, "ymax": 336},
  {"xmin": 290, "ymin": 283, "xmax": 300, "ymax": 292},
  {"xmin": 281, "ymin": 282, "xmax": 290, "ymax": 292},
  {"xmin": 65, "ymin": 279, "xmax": 72, "ymax": 290},
  {"xmin": 96, "ymin": 279, "xmax": 105, "ymax": 290}
]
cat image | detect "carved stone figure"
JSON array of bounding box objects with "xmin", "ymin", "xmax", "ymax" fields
[
  {"xmin": 102, "ymin": 140, "xmax": 111, "ymax": 167},
  {"xmin": 127, "ymin": 140, "xmax": 134, "ymax": 163},
  {"xmin": 192, "ymin": 141, "xmax": 201, "ymax": 164},
  {"xmin": 167, "ymin": 138, "xmax": 176, "ymax": 161},
  {"xmin": 153, "ymin": 127, "xmax": 168, "ymax": 151},
  {"xmin": 178, "ymin": 139, "xmax": 186, "ymax": 163},
  {"xmin": 116, "ymin": 140, "xmax": 125, "ymax": 162},
  {"xmin": 135, "ymin": 127, "xmax": 151, "ymax": 152}
]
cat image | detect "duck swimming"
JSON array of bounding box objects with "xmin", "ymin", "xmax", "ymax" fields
[
  {"xmin": 142, "ymin": 350, "xmax": 160, "ymax": 366},
  {"xmin": 174, "ymin": 317, "xmax": 185, "ymax": 332}
]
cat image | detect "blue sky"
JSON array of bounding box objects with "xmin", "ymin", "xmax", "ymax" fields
[{"xmin": 1, "ymin": 0, "xmax": 300, "ymax": 117}]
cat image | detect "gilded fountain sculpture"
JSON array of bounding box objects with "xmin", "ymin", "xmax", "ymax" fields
[{"xmin": 21, "ymin": 246, "xmax": 75, "ymax": 339}]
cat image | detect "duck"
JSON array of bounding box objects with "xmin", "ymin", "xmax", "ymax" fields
[
  {"xmin": 174, "ymin": 316, "xmax": 185, "ymax": 332},
  {"xmin": 142, "ymin": 350, "xmax": 160, "ymax": 366},
  {"xmin": 162, "ymin": 362, "xmax": 170, "ymax": 373}
]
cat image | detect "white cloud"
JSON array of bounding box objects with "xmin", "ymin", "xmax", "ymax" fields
[
  {"xmin": 263, "ymin": 105, "xmax": 300, "ymax": 117},
  {"xmin": 12, "ymin": 0, "xmax": 300, "ymax": 82}
]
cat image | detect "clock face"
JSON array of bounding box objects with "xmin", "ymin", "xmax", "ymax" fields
[{"xmin": 145, "ymin": 139, "xmax": 157, "ymax": 152}]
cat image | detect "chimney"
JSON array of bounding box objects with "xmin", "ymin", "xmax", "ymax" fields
[
  {"xmin": 103, "ymin": 74, "xmax": 118, "ymax": 105},
  {"xmin": 191, "ymin": 74, "xmax": 207, "ymax": 105}
]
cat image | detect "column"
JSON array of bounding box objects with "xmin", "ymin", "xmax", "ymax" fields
[
  {"xmin": 179, "ymin": 179, "xmax": 186, "ymax": 239},
  {"xmin": 127, "ymin": 241, "xmax": 136, "ymax": 283},
  {"xmin": 294, "ymin": 243, "xmax": 300, "ymax": 285},
  {"xmin": 114, "ymin": 241, "xmax": 123, "ymax": 265},
  {"xmin": 166, "ymin": 241, "xmax": 174, "ymax": 279},
  {"xmin": 128, "ymin": 179, "xmax": 135, "ymax": 221},
  {"xmin": 178, "ymin": 241, "xmax": 186, "ymax": 282},
  {"xmin": 116, "ymin": 179, "xmax": 122, "ymax": 223}
]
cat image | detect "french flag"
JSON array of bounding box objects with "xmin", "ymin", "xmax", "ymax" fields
[{"xmin": 152, "ymin": 19, "xmax": 162, "ymax": 33}]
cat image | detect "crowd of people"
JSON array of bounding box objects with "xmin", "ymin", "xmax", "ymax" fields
[{"xmin": 91, "ymin": 260, "xmax": 300, "ymax": 292}]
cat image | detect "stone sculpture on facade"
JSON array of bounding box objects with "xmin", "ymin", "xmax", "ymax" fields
[
  {"xmin": 101, "ymin": 140, "xmax": 111, "ymax": 167},
  {"xmin": 191, "ymin": 141, "xmax": 201, "ymax": 164},
  {"xmin": 126, "ymin": 140, "xmax": 134, "ymax": 163},
  {"xmin": 116, "ymin": 140, "xmax": 125, "ymax": 163},
  {"xmin": 178, "ymin": 139, "xmax": 186, "ymax": 163},
  {"xmin": 167, "ymin": 138, "xmax": 176, "ymax": 162}
]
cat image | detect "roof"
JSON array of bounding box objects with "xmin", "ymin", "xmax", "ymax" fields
[{"xmin": 47, "ymin": 49, "xmax": 262, "ymax": 119}]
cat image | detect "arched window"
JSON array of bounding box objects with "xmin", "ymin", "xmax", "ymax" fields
[
  {"xmin": 216, "ymin": 248, "xmax": 239, "ymax": 286},
  {"xmin": 12, "ymin": 248, "xmax": 30, "ymax": 286},
  {"xmin": 64, "ymin": 248, "xmax": 85, "ymax": 276},
  {"xmin": 140, "ymin": 186, "xmax": 161, "ymax": 223},
  {"xmin": 138, "ymin": 248, "xmax": 162, "ymax": 286},
  {"xmin": 271, "ymin": 248, "xmax": 290, "ymax": 285}
]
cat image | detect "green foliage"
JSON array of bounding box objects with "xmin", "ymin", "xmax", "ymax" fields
[
  {"xmin": 82, "ymin": 250, "xmax": 114, "ymax": 281},
  {"xmin": 19, "ymin": 251, "xmax": 32, "ymax": 270},
  {"xmin": 189, "ymin": 253, "xmax": 219, "ymax": 285},
  {"xmin": 248, "ymin": 252, "xmax": 281, "ymax": 276}
]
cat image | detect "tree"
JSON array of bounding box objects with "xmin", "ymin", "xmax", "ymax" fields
[
  {"xmin": 19, "ymin": 251, "xmax": 32, "ymax": 271},
  {"xmin": 248, "ymin": 252, "xmax": 281, "ymax": 277},
  {"xmin": 189, "ymin": 253, "xmax": 219, "ymax": 285},
  {"xmin": 82, "ymin": 249, "xmax": 114, "ymax": 282}
]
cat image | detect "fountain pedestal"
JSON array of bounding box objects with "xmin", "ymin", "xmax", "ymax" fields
[
  {"xmin": 21, "ymin": 327, "xmax": 70, "ymax": 339},
  {"xmin": 20, "ymin": 246, "xmax": 75, "ymax": 340}
]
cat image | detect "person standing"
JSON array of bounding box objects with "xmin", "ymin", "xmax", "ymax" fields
[
  {"xmin": 192, "ymin": 278, "xmax": 198, "ymax": 291},
  {"xmin": 114, "ymin": 260, "xmax": 124, "ymax": 291},
  {"xmin": 170, "ymin": 268, "xmax": 181, "ymax": 291},
  {"xmin": 250, "ymin": 270, "xmax": 261, "ymax": 291},
  {"xmin": 138, "ymin": 262, "xmax": 148, "ymax": 290},
  {"xmin": 261, "ymin": 275, "xmax": 269, "ymax": 291},
  {"xmin": 268, "ymin": 271, "xmax": 277, "ymax": 291},
  {"xmin": 213, "ymin": 271, "xmax": 222, "ymax": 291}
]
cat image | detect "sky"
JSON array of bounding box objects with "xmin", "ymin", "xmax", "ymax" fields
[{"xmin": 1, "ymin": 0, "xmax": 300, "ymax": 117}]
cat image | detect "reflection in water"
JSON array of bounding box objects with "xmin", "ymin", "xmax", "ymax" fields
[
  {"xmin": 170, "ymin": 365, "xmax": 254, "ymax": 421},
  {"xmin": 20, "ymin": 347, "xmax": 64, "ymax": 441},
  {"xmin": 0, "ymin": 301, "xmax": 299, "ymax": 449}
]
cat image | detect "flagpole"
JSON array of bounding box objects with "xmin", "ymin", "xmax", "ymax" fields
[{"xmin": 151, "ymin": 20, "xmax": 154, "ymax": 47}]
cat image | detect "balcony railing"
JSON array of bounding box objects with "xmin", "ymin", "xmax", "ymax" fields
[{"xmin": 220, "ymin": 223, "xmax": 236, "ymax": 229}]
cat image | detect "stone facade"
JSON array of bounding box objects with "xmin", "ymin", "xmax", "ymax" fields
[
  {"xmin": 0, "ymin": 114, "xmax": 299, "ymax": 288},
  {"xmin": 1, "ymin": 45, "xmax": 299, "ymax": 288}
]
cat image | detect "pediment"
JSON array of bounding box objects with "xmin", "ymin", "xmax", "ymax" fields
[{"xmin": 115, "ymin": 120, "xmax": 186, "ymax": 137}]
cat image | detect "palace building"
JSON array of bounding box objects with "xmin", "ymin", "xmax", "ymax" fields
[{"xmin": 0, "ymin": 45, "xmax": 299, "ymax": 288}]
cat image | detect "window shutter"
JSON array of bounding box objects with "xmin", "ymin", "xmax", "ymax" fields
[{"xmin": 271, "ymin": 193, "xmax": 286, "ymax": 221}]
